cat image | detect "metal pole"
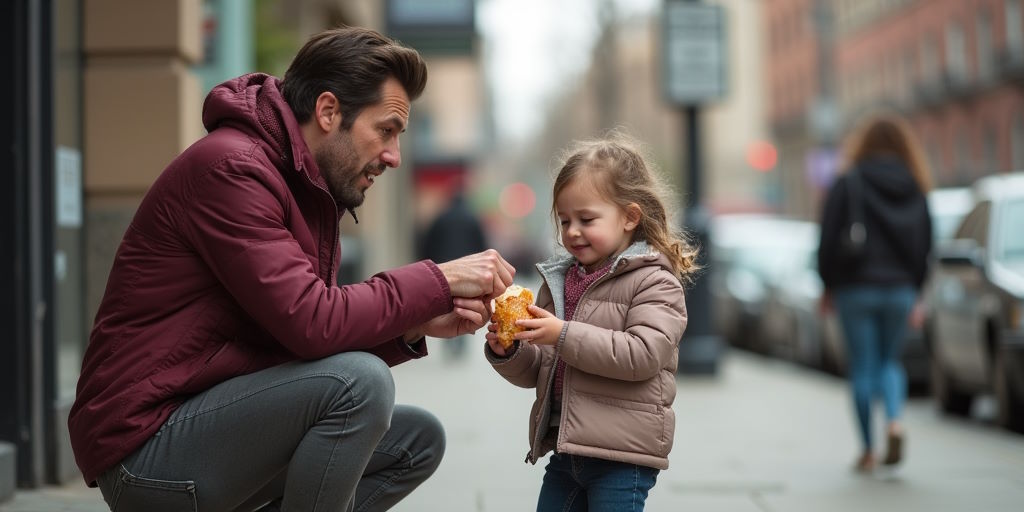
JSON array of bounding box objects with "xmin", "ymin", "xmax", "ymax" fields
[{"xmin": 678, "ymin": 102, "xmax": 719, "ymax": 374}]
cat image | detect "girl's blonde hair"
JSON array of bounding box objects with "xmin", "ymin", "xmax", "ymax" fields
[
  {"xmin": 552, "ymin": 133, "xmax": 699, "ymax": 281},
  {"xmin": 840, "ymin": 112, "xmax": 933, "ymax": 192}
]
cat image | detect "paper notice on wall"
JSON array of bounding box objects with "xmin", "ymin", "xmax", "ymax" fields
[{"xmin": 56, "ymin": 146, "xmax": 82, "ymax": 228}]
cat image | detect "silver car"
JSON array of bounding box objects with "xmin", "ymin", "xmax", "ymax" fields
[{"xmin": 927, "ymin": 173, "xmax": 1024, "ymax": 432}]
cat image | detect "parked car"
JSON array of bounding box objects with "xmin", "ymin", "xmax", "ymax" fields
[
  {"xmin": 709, "ymin": 214, "xmax": 818, "ymax": 354},
  {"xmin": 926, "ymin": 173, "xmax": 1024, "ymax": 432},
  {"xmin": 756, "ymin": 222, "xmax": 823, "ymax": 366}
]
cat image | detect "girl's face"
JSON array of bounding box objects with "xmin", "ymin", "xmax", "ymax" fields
[{"xmin": 555, "ymin": 176, "xmax": 638, "ymax": 271}]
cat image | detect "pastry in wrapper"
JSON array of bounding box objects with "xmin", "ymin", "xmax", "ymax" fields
[{"xmin": 493, "ymin": 285, "xmax": 535, "ymax": 349}]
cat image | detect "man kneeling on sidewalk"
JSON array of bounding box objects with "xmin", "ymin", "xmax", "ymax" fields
[{"xmin": 69, "ymin": 26, "xmax": 515, "ymax": 511}]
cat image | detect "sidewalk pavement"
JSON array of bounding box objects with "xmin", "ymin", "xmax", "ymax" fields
[{"xmin": 4, "ymin": 336, "xmax": 1024, "ymax": 511}]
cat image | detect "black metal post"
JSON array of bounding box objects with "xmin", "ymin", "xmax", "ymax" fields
[
  {"xmin": 0, "ymin": 0, "xmax": 54, "ymax": 488},
  {"xmin": 678, "ymin": 104, "xmax": 720, "ymax": 374}
]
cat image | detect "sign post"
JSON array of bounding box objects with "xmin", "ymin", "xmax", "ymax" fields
[{"xmin": 662, "ymin": 0, "xmax": 726, "ymax": 374}]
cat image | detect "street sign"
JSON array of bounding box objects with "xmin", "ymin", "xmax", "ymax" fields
[
  {"xmin": 386, "ymin": 0, "xmax": 476, "ymax": 56},
  {"xmin": 662, "ymin": 1, "xmax": 727, "ymax": 105}
]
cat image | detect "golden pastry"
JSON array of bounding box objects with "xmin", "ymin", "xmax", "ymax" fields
[{"xmin": 493, "ymin": 284, "xmax": 535, "ymax": 349}]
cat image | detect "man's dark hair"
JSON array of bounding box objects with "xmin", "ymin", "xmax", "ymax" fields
[{"xmin": 281, "ymin": 26, "xmax": 427, "ymax": 129}]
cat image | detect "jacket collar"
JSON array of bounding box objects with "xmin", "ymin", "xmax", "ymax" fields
[{"xmin": 535, "ymin": 241, "xmax": 667, "ymax": 319}]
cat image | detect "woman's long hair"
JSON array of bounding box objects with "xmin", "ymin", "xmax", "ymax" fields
[{"xmin": 841, "ymin": 113, "xmax": 933, "ymax": 192}]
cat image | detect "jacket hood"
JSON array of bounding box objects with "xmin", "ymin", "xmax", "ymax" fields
[
  {"xmin": 855, "ymin": 156, "xmax": 920, "ymax": 200},
  {"xmin": 202, "ymin": 73, "xmax": 319, "ymax": 182}
]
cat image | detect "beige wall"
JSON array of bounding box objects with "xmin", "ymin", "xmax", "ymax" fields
[
  {"xmin": 705, "ymin": 0, "xmax": 771, "ymax": 213},
  {"xmin": 83, "ymin": 0, "xmax": 204, "ymax": 320}
]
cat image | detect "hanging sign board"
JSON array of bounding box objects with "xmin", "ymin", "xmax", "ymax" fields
[{"xmin": 662, "ymin": 1, "xmax": 728, "ymax": 105}]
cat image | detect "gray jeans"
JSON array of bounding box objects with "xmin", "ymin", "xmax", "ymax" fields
[{"xmin": 96, "ymin": 352, "xmax": 445, "ymax": 512}]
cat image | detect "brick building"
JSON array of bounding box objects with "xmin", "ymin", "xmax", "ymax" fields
[{"xmin": 764, "ymin": 0, "xmax": 1024, "ymax": 217}]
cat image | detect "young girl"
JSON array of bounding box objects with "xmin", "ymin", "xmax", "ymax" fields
[{"xmin": 485, "ymin": 135, "xmax": 698, "ymax": 511}]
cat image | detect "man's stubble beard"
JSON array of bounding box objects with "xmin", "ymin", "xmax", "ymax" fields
[{"xmin": 316, "ymin": 127, "xmax": 371, "ymax": 211}]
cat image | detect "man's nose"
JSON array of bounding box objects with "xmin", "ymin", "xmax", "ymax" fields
[{"xmin": 381, "ymin": 140, "xmax": 401, "ymax": 168}]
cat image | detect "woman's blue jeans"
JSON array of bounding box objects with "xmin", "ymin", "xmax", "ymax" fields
[
  {"xmin": 537, "ymin": 453, "xmax": 659, "ymax": 512},
  {"xmin": 834, "ymin": 284, "xmax": 916, "ymax": 451}
]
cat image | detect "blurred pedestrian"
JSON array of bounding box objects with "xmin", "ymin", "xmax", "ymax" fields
[
  {"xmin": 420, "ymin": 191, "xmax": 489, "ymax": 357},
  {"xmin": 69, "ymin": 26, "xmax": 516, "ymax": 511},
  {"xmin": 817, "ymin": 113, "xmax": 933, "ymax": 473},
  {"xmin": 485, "ymin": 134, "xmax": 698, "ymax": 510}
]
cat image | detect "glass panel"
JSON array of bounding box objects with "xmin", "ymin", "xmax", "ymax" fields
[{"xmin": 54, "ymin": 0, "xmax": 84, "ymax": 401}]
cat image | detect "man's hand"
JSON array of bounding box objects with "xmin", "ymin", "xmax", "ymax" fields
[
  {"xmin": 412, "ymin": 297, "xmax": 492, "ymax": 341},
  {"xmin": 513, "ymin": 305, "xmax": 563, "ymax": 346},
  {"xmin": 436, "ymin": 249, "xmax": 516, "ymax": 302}
]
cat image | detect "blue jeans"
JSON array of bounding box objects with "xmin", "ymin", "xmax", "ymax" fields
[
  {"xmin": 537, "ymin": 453, "xmax": 659, "ymax": 512},
  {"xmin": 834, "ymin": 285, "xmax": 916, "ymax": 451},
  {"xmin": 96, "ymin": 352, "xmax": 445, "ymax": 512}
]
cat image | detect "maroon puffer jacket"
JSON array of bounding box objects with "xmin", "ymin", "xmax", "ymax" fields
[{"xmin": 68, "ymin": 74, "xmax": 452, "ymax": 485}]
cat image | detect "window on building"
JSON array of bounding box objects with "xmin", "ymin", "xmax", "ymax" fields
[
  {"xmin": 921, "ymin": 35, "xmax": 938, "ymax": 81},
  {"xmin": 946, "ymin": 22, "xmax": 967, "ymax": 80},
  {"xmin": 1008, "ymin": 0, "xmax": 1024, "ymax": 60},
  {"xmin": 929, "ymin": 139, "xmax": 945, "ymax": 182},
  {"xmin": 1012, "ymin": 113, "xmax": 1024, "ymax": 171},
  {"xmin": 976, "ymin": 11, "xmax": 994, "ymax": 78},
  {"xmin": 955, "ymin": 127, "xmax": 972, "ymax": 183},
  {"xmin": 890, "ymin": 54, "xmax": 902, "ymax": 99},
  {"xmin": 904, "ymin": 48, "xmax": 916, "ymax": 99},
  {"xmin": 983, "ymin": 124, "xmax": 998, "ymax": 173}
]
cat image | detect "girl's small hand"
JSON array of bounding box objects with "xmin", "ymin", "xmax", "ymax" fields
[
  {"xmin": 515, "ymin": 305, "xmax": 563, "ymax": 346},
  {"xmin": 484, "ymin": 321, "xmax": 513, "ymax": 357}
]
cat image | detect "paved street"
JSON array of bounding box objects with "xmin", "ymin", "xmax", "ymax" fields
[{"xmin": 3, "ymin": 340, "xmax": 1024, "ymax": 511}]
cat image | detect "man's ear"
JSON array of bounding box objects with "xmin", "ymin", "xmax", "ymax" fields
[
  {"xmin": 313, "ymin": 92, "xmax": 341, "ymax": 133},
  {"xmin": 624, "ymin": 203, "xmax": 642, "ymax": 231}
]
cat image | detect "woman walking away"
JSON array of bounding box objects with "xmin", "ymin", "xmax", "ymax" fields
[{"xmin": 817, "ymin": 113, "xmax": 933, "ymax": 473}]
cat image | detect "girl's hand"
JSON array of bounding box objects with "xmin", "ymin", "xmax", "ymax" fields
[
  {"xmin": 484, "ymin": 321, "xmax": 514, "ymax": 357},
  {"xmin": 515, "ymin": 305, "xmax": 564, "ymax": 346}
]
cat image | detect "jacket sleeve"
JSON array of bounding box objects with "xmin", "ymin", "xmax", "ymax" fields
[
  {"xmin": 181, "ymin": 161, "xmax": 452, "ymax": 361},
  {"xmin": 559, "ymin": 269, "xmax": 687, "ymax": 382},
  {"xmin": 817, "ymin": 176, "xmax": 847, "ymax": 290}
]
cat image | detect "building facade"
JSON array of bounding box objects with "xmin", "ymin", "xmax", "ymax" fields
[{"xmin": 764, "ymin": 0, "xmax": 1024, "ymax": 218}]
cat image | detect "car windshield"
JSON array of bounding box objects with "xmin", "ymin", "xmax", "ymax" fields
[{"xmin": 997, "ymin": 199, "xmax": 1024, "ymax": 262}]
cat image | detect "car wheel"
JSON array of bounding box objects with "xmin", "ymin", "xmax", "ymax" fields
[
  {"xmin": 932, "ymin": 355, "xmax": 972, "ymax": 416},
  {"xmin": 994, "ymin": 348, "xmax": 1024, "ymax": 433}
]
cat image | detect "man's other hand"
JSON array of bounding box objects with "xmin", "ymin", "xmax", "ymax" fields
[
  {"xmin": 436, "ymin": 249, "xmax": 515, "ymax": 301},
  {"xmin": 419, "ymin": 297, "xmax": 492, "ymax": 340}
]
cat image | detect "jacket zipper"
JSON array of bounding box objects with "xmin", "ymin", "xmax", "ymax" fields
[
  {"xmin": 526, "ymin": 259, "xmax": 622, "ymax": 463},
  {"xmin": 291, "ymin": 155, "xmax": 340, "ymax": 285}
]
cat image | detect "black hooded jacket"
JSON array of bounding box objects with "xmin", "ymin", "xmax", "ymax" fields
[{"xmin": 817, "ymin": 156, "xmax": 933, "ymax": 291}]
